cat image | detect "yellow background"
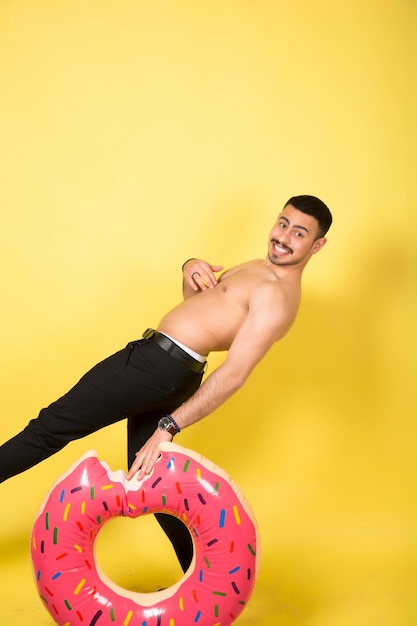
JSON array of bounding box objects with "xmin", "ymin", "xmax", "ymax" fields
[{"xmin": 0, "ymin": 1, "xmax": 415, "ymax": 624}]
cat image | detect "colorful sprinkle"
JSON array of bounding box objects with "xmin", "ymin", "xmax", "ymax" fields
[
  {"xmin": 71, "ymin": 486, "xmax": 82, "ymax": 494},
  {"xmin": 124, "ymin": 610, "xmax": 133, "ymax": 625},
  {"xmin": 90, "ymin": 609, "xmax": 103, "ymax": 625},
  {"xmin": 197, "ymin": 493, "xmax": 206, "ymax": 505},
  {"xmin": 90, "ymin": 486, "xmax": 95, "ymax": 500},
  {"xmin": 231, "ymin": 581, "xmax": 240, "ymax": 594},
  {"xmin": 52, "ymin": 571, "xmax": 62, "ymax": 580},
  {"xmin": 64, "ymin": 599, "xmax": 72, "ymax": 610},
  {"xmin": 183, "ymin": 459, "xmax": 190, "ymax": 472},
  {"xmin": 151, "ymin": 476, "xmax": 162, "ymax": 489},
  {"xmin": 207, "ymin": 538, "xmax": 218, "ymax": 546},
  {"xmin": 53, "ymin": 527, "xmax": 58, "ymax": 544},
  {"xmin": 233, "ymin": 504, "xmax": 241, "ymax": 525},
  {"xmin": 101, "ymin": 484, "xmax": 114, "ymax": 490},
  {"xmin": 179, "ymin": 596, "xmax": 184, "ymax": 611},
  {"xmin": 81, "ymin": 501, "xmax": 86, "ymax": 515},
  {"xmin": 194, "ymin": 610, "xmax": 202, "ymax": 622},
  {"xmin": 59, "ymin": 489, "xmax": 66, "ymax": 503},
  {"xmin": 219, "ymin": 509, "xmax": 226, "ymax": 528},
  {"xmin": 63, "ymin": 503, "xmax": 71, "ymax": 522},
  {"xmin": 247, "ymin": 543, "xmax": 256, "ymax": 556},
  {"xmin": 74, "ymin": 578, "xmax": 86, "ymax": 595}
]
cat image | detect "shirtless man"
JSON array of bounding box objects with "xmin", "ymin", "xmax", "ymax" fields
[
  {"xmin": 0, "ymin": 194, "xmax": 332, "ymax": 571},
  {"xmin": 129, "ymin": 195, "xmax": 331, "ymax": 480}
]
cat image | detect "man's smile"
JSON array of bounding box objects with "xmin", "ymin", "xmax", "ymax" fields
[{"xmin": 271, "ymin": 239, "xmax": 293, "ymax": 255}]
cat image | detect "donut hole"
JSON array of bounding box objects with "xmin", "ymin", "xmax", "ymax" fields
[{"xmin": 94, "ymin": 512, "xmax": 193, "ymax": 593}]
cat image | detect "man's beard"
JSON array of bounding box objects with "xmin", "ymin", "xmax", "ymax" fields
[
  {"xmin": 268, "ymin": 253, "xmax": 298, "ymax": 266},
  {"xmin": 269, "ymin": 239, "xmax": 296, "ymax": 266}
]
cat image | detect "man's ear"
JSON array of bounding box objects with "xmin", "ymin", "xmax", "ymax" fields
[{"xmin": 310, "ymin": 237, "xmax": 327, "ymax": 255}]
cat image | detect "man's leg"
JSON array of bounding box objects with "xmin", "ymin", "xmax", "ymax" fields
[
  {"xmin": 127, "ymin": 410, "xmax": 194, "ymax": 573},
  {"xmin": 0, "ymin": 345, "xmax": 134, "ymax": 482}
]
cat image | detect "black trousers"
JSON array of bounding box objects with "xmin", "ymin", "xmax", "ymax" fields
[{"xmin": 0, "ymin": 337, "xmax": 204, "ymax": 571}]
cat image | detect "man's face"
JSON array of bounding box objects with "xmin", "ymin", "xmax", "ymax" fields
[{"xmin": 268, "ymin": 204, "xmax": 326, "ymax": 267}]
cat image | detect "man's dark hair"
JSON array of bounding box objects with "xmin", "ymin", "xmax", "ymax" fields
[{"xmin": 285, "ymin": 195, "xmax": 332, "ymax": 238}]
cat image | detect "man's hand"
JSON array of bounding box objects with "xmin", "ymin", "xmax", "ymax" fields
[
  {"xmin": 126, "ymin": 428, "xmax": 172, "ymax": 481},
  {"xmin": 182, "ymin": 259, "xmax": 223, "ymax": 294}
]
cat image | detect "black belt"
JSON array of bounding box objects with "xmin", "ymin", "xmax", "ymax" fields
[{"xmin": 142, "ymin": 329, "xmax": 206, "ymax": 374}]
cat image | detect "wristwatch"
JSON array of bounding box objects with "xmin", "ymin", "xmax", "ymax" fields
[{"xmin": 158, "ymin": 415, "xmax": 181, "ymax": 437}]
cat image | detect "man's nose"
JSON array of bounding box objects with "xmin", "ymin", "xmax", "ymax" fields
[{"xmin": 278, "ymin": 230, "xmax": 291, "ymax": 244}]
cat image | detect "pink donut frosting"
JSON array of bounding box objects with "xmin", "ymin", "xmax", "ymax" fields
[{"xmin": 31, "ymin": 442, "xmax": 260, "ymax": 625}]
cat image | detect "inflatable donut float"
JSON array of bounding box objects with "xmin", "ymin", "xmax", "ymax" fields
[{"xmin": 31, "ymin": 442, "xmax": 260, "ymax": 625}]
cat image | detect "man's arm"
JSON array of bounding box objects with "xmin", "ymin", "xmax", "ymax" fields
[
  {"xmin": 127, "ymin": 281, "xmax": 292, "ymax": 480},
  {"xmin": 181, "ymin": 258, "xmax": 223, "ymax": 299}
]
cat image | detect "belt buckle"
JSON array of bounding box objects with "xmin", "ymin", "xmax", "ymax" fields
[{"xmin": 142, "ymin": 328, "xmax": 155, "ymax": 340}]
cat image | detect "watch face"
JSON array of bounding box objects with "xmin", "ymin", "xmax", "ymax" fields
[{"xmin": 158, "ymin": 417, "xmax": 177, "ymax": 434}]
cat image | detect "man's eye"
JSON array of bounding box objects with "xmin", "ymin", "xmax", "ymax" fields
[
  {"xmin": 295, "ymin": 231, "xmax": 303, "ymax": 237},
  {"xmin": 279, "ymin": 222, "xmax": 286, "ymax": 228}
]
